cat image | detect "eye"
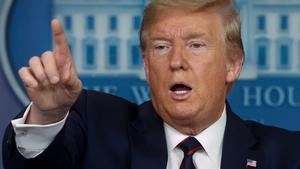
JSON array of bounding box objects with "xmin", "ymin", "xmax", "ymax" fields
[
  {"xmin": 189, "ymin": 42, "xmax": 205, "ymax": 49},
  {"xmin": 187, "ymin": 40, "xmax": 207, "ymax": 55},
  {"xmin": 152, "ymin": 41, "xmax": 171, "ymax": 55},
  {"xmin": 155, "ymin": 45, "xmax": 169, "ymax": 51}
]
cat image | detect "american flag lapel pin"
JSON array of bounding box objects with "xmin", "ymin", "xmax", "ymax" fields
[{"xmin": 246, "ymin": 158, "xmax": 257, "ymax": 168}]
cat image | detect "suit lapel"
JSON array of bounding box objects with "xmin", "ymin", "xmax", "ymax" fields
[
  {"xmin": 221, "ymin": 103, "xmax": 262, "ymax": 169},
  {"xmin": 129, "ymin": 101, "xmax": 168, "ymax": 169},
  {"xmin": 128, "ymin": 101, "xmax": 263, "ymax": 169}
]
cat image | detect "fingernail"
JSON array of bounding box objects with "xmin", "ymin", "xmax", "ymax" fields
[{"xmin": 50, "ymin": 76, "xmax": 59, "ymax": 84}]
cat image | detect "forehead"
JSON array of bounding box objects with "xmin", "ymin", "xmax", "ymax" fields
[{"xmin": 147, "ymin": 7, "xmax": 224, "ymax": 39}]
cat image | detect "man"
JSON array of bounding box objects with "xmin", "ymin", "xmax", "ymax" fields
[{"xmin": 3, "ymin": 0, "xmax": 300, "ymax": 169}]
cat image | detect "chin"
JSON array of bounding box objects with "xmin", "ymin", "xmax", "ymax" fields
[{"xmin": 168, "ymin": 108, "xmax": 197, "ymax": 121}]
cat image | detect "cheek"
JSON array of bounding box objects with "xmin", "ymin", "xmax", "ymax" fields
[
  {"xmin": 147, "ymin": 57, "xmax": 168, "ymax": 78},
  {"xmin": 146, "ymin": 59, "xmax": 166, "ymax": 88},
  {"xmin": 144, "ymin": 57, "xmax": 158, "ymax": 80},
  {"xmin": 191, "ymin": 57, "xmax": 227, "ymax": 90}
]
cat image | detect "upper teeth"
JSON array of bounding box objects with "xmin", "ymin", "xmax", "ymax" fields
[{"xmin": 174, "ymin": 90, "xmax": 188, "ymax": 95}]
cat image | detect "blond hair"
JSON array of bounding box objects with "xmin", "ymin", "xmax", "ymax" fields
[{"xmin": 139, "ymin": 0, "xmax": 244, "ymax": 61}]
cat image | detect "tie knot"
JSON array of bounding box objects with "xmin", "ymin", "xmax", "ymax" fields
[{"xmin": 177, "ymin": 137, "xmax": 203, "ymax": 157}]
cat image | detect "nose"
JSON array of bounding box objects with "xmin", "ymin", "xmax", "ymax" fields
[{"xmin": 169, "ymin": 46, "xmax": 188, "ymax": 71}]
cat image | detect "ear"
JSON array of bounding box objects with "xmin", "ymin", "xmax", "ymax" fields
[{"xmin": 226, "ymin": 53, "xmax": 244, "ymax": 83}]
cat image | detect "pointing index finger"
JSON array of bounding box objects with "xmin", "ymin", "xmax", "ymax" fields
[{"xmin": 51, "ymin": 19, "xmax": 71, "ymax": 60}]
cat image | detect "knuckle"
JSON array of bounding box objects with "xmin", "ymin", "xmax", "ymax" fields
[
  {"xmin": 18, "ymin": 67, "xmax": 26, "ymax": 73},
  {"xmin": 41, "ymin": 51, "xmax": 53, "ymax": 60},
  {"xmin": 29, "ymin": 56, "xmax": 40, "ymax": 66},
  {"xmin": 18, "ymin": 67, "xmax": 28, "ymax": 77},
  {"xmin": 18, "ymin": 69, "xmax": 31, "ymax": 83},
  {"xmin": 41, "ymin": 51, "xmax": 56, "ymax": 70}
]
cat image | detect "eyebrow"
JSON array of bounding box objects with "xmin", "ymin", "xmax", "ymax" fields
[
  {"xmin": 150, "ymin": 36, "xmax": 171, "ymax": 42},
  {"xmin": 150, "ymin": 32, "xmax": 207, "ymax": 42},
  {"xmin": 182, "ymin": 32, "xmax": 207, "ymax": 40}
]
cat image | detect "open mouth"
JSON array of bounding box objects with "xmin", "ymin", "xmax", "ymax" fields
[{"xmin": 170, "ymin": 83, "xmax": 192, "ymax": 95}]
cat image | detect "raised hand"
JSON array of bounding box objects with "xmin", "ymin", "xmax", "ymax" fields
[{"xmin": 19, "ymin": 19, "xmax": 82, "ymax": 124}]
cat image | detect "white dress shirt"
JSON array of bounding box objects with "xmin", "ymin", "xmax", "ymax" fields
[
  {"xmin": 164, "ymin": 106, "xmax": 227, "ymax": 169},
  {"xmin": 12, "ymin": 103, "xmax": 226, "ymax": 169},
  {"xmin": 11, "ymin": 103, "xmax": 68, "ymax": 158}
]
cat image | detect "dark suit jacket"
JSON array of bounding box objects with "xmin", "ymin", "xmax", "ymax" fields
[{"xmin": 3, "ymin": 90, "xmax": 300, "ymax": 169}]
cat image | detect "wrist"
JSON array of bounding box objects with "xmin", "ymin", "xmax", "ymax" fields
[{"xmin": 25, "ymin": 105, "xmax": 69, "ymax": 125}]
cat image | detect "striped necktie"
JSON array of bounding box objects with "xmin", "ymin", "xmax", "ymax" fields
[{"xmin": 177, "ymin": 136, "xmax": 203, "ymax": 169}]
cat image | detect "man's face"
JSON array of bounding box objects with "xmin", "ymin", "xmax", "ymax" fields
[{"xmin": 143, "ymin": 7, "xmax": 242, "ymax": 134}]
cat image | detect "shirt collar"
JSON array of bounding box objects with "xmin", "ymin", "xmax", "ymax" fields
[{"xmin": 164, "ymin": 105, "xmax": 227, "ymax": 164}]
